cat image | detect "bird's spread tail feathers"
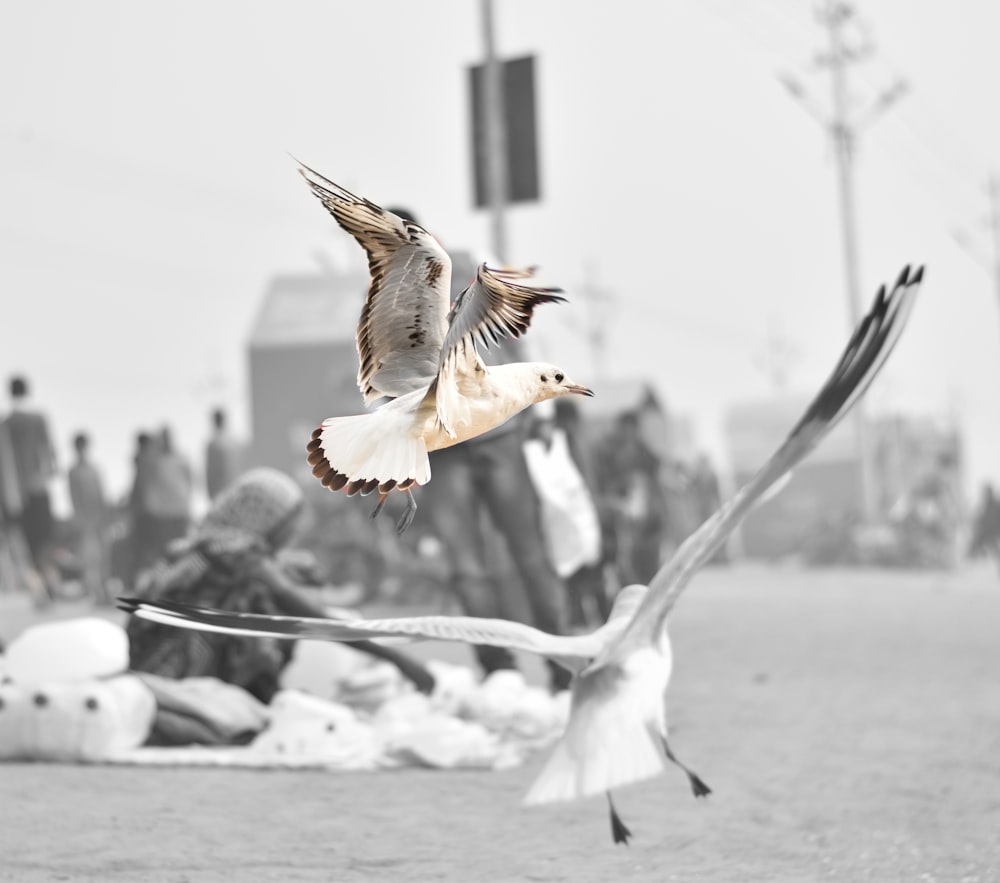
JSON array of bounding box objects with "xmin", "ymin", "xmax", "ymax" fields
[
  {"xmin": 524, "ymin": 655, "xmax": 672, "ymax": 804},
  {"xmin": 307, "ymin": 411, "xmax": 430, "ymax": 496}
]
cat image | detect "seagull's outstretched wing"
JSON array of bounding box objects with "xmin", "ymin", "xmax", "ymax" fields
[
  {"xmin": 298, "ymin": 163, "xmax": 452, "ymax": 404},
  {"xmin": 610, "ymin": 265, "xmax": 923, "ymax": 653},
  {"xmin": 117, "ymin": 596, "xmax": 606, "ymax": 667},
  {"xmin": 433, "ymin": 264, "xmax": 566, "ymax": 435}
]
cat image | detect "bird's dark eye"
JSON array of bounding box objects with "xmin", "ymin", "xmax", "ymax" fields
[
  {"xmin": 555, "ymin": 372, "xmax": 564, "ymax": 383},
  {"xmin": 540, "ymin": 374, "xmax": 548, "ymax": 382}
]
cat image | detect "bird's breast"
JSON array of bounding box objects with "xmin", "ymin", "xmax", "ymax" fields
[{"xmin": 419, "ymin": 374, "xmax": 528, "ymax": 451}]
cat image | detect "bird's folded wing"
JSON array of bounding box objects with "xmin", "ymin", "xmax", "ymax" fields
[
  {"xmin": 118, "ymin": 596, "xmax": 598, "ymax": 660},
  {"xmin": 434, "ymin": 264, "xmax": 567, "ymax": 434},
  {"xmin": 298, "ymin": 163, "xmax": 452, "ymax": 404},
  {"xmin": 611, "ymin": 265, "xmax": 923, "ymax": 652}
]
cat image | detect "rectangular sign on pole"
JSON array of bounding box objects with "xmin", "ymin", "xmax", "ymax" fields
[{"xmin": 468, "ymin": 54, "xmax": 540, "ymax": 207}]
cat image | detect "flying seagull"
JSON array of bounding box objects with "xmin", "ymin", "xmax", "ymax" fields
[
  {"xmin": 298, "ymin": 165, "xmax": 592, "ymax": 533},
  {"xmin": 120, "ymin": 265, "xmax": 923, "ymax": 844}
]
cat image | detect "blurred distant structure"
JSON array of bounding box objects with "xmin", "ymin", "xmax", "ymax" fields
[
  {"xmin": 247, "ymin": 269, "xmax": 367, "ymax": 481},
  {"xmin": 726, "ymin": 395, "xmax": 854, "ymax": 559},
  {"xmin": 725, "ymin": 396, "xmax": 963, "ymax": 562},
  {"xmin": 872, "ymin": 415, "xmax": 964, "ymax": 519}
]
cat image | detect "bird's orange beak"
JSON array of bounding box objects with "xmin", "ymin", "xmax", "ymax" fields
[{"xmin": 566, "ymin": 384, "xmax": 595, "ymax": 397}]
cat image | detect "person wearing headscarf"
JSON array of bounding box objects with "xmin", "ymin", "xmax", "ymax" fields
[{"xmin": 126, "ymin": 467, "xmax": 434, "ymax": 703}]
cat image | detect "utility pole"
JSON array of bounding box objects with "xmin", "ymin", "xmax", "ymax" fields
[
  {"xmin": 480, "ymin": 0, "xmax": 509, "ymax": 262},
  {"xmin": 782, "ymin": 0, "xmax": 907, "ymax": 522}
]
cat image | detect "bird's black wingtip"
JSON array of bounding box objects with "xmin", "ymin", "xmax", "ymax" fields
[
  {"xmin": 893, "ymin": 264, "xmax": 912, "ymax": 291},
  {"xmin": 911, "ymin": 265, "xmax": 925, "ymax": 285},
  {"xmin": 116, "ymin": 597, "xmax": 141, "ymax": 615}
]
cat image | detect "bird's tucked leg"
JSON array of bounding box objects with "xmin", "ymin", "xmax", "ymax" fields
[
  {"xmin": 607, "ymin": 791, "xmax": 632, "ymax": 846},
  {"xmin": 661, "ymin": 735, "xmax": 712, "ymax": 798},
  {"xmin": 396, "ymin": 488, "xmax": 418, "ymax": 535},
  {"xmin": 370, "ymin": 493, "xmax": 389, "ymax": 521}
]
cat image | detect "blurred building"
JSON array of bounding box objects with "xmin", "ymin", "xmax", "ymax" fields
[
  {"xmin": 247, "ymin": 269, "xmax": 367, "ymax": 483},
  {"xmin": 723, "ymin": 396, "xmax": 964, "ymax": 559}
]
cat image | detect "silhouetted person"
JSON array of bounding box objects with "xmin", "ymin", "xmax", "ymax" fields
[
  {"xmin": 385, "ymin": 209, "xmax": 571, "ymax": 691},
  {"xmin": 595, "ymin": 410, "xmax": 666, "ymax": 586},
  {"xmin": 145, "ymin": 426, "xmax": 193, "ymax": 561},
  {"xmin": 969, "ymin": 482, "xmax": 1000, "ymax": 573},
  {"xmin": 0, "ymin": 413, "xmax": 23, "ymax": 593},
  {"xmin": 527, "ymin": 399, "xmax": 609, "ymax": 629},
  {"xmin": 127, "ymin": 431, "xmax": 158, "ymax": 587},
  {"xmin": 68, "ymin": 431, "xmax": 112, "ymax": 604},
  {"xmin": 2, "ymin": 375, "xmax": 59, "ymax": 603},
  {"xmin": 205, "ymin": 407, "xmax": 240, "ymax": 500}
]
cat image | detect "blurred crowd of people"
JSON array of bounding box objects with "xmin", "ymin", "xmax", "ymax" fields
[
  {"xmin": 0, "ymin": 362, "xmax": 725, "ymax": 698},
  {"xmin": 0, "ymin": 375, "xmax": 243, "ymax": 608},
  {"xmin": 4, "ymin": 361, "xmax": 989, "ymax": 710}
]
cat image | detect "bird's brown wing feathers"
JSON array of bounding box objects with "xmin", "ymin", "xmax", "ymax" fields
[
  {"xmin": 298, "ymin": 164, "xmax": 452, "ymax": 404},
  {"xmin": 434, "ymin": 264, "xmax": 566, "ymax": 435}
]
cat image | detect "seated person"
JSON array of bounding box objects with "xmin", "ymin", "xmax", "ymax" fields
[{"xmin": 126, "ymin": 467, "xmax": 433, "ymax": 704}]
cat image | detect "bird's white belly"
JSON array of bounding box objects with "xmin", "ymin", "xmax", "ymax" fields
[{"xmin": 415, "ymin": 381, "xmax": 520, "ymax": 452}]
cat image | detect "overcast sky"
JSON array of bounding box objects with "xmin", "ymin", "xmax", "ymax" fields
[{"xmin": 3, "ymin": 1, "xmax": 1000, "ymax": 510}]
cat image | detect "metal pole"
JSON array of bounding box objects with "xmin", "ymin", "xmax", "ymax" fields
[
  {"xmin": 480, "ymin": 0, "xmax": 508, "ymax": 263},
  {"xmin": 826, "ymin": 0, "xmax": 879, "ymax": 521}
]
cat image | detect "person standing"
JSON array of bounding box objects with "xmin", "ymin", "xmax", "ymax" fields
[
  {"xmin": 129, "ymin": 426, "xmax": 192, "ymax": 587},
  {"xmin": 594, "ymin": 410, "xmax": 667, "ymax": 587},
  {"xmin": 205, "ymin": 407, "xmax": 241, "ymax": 501},
  {"xmin": 524, "ymin": 400, "xmax": 608, "ymax": 630},
  {"xmin": 0, "ymin": 417, "xmax": 23, "ymax": 594},
  {"xmin": 126, "ymin": 430, "xmax": 158, "ymax": 588},
  {"xmin": 2, "ymin": 375, "xmax": 59, "ymax": 604},
  {"xmin": 147, "ymin": 426, "xmax": 193, "ymax": 559},
  {"xmin": 968, "ymin": 482, "xmax": 1000, "ymax": 572},
  {"xmin": 388, "ymin": 232, "xmax": 571, "ymax": 691},
  {"xmin": 67, "ymin": 431, "xmax": 112, "ymax": 604}
]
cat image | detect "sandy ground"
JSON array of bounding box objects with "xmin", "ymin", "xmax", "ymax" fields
[{"xmin": 2, "ymin": 564, "xmax": 999, "ymax": 882}]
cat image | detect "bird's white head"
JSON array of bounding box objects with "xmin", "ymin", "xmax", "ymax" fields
[{"xmin": 505, "ymin": 362, "xmax": 594, "ymax": 405}]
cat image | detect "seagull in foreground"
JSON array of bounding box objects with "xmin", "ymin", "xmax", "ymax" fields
[
  {"xmin": 120, "ymin": 265, "xmax": 922, "ymax": 845},
  {"xmin": 298, "ymin": 165, "xmax": 593, "ymax": 533}
]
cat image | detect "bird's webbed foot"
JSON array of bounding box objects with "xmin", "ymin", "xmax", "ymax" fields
[
  {"xmin": 395, "ymin": 488, "xmax": 418, "ymax": 534},
  {"xmin": 661, "ymin": 735, "xmax": 712, "ymax": 798},
  {"xmin": 607, "ymin": 791, "xmax": 632, "ymax": 846},
  {"xmin": 370, "ymin": 493, "xmax": 388, "ymax": 521}
]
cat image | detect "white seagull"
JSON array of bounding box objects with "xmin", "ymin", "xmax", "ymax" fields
[
  {"xmin": 120, "ymin": 265, "xmax": 923, "ymax": 844},
  {"xmin": 298, "ymin": 165, "xmax": 593, "ymax": 533}
]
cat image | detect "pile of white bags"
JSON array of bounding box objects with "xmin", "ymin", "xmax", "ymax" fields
[
  {"xmin": 0, "ymin": 618, "xmax": 155, "ymax": 761},
  {"xmin": 0, "ymin": 618, "xmax": 571, "ymax": 772}
]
